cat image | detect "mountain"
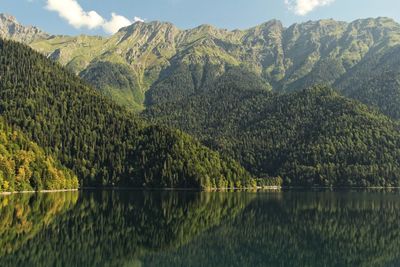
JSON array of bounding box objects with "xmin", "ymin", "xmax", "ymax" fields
[
  {"xmin": 27, "ymin": 17, "xmax": 400, "ymax": 118},
  {"xmin": 0, "ymin": 14, "xmax": 49, "ymax": 43},
  {"xmin": 144, "ymin": 69, "xmax": 400, "ymax": 187},
  {"xmin": 3, "ymin": 15, "xmax": 400, "ymax": 187},
  {"xmin": 0, "ymin": 38, "xmax": 254, "ymax": 190},
  {"xmin": 0, "ymin": 117, "xmax": 78, "ymax": 192}
]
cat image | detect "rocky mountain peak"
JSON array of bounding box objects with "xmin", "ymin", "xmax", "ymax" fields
[
  {"xmin": 0, "ymin": 13, "xmax": 49, "ymax": 43},
  {"xmin": 0, "ymin": 13, "xmax": 17, "ymax": 22}
]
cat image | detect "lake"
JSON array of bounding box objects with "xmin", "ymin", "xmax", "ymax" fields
[{"xmin": 1, "ymin": 190, "xmax": 400, "ymax": 267}]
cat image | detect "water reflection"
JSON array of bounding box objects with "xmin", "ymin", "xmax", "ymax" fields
[
  {"xmin": 144, "ymin": 191, "xmax": 400, "ymax": 267},
  {"xmin": 1, "ymin": 190, "xmax": 400, "ymax": 267},
  {"xmin": 0, "ymin": 192, "xmax": 78, "ymax": 258},
  {"xmin": 0, "ymin": 191, "xmax": 252, "ymax": 267}
]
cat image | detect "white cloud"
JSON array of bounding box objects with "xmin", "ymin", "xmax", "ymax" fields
[
  {"xmin": 134, "ymin": 16, "xmax": 145, "ymax": 23},
  {"xmin": 46, "ymin": 0, "xmax": 144, "ymax": 34},
  {"xmin": 46, "ymin": 0, "xmax": 104, "ymax": 29},
  {"xmin": 103, "ymin": 13, "xmax": 132, "ymax": 34},
  {"xmin": 284, "ymin": 0, "xmax": 335, "ymax": 16}
]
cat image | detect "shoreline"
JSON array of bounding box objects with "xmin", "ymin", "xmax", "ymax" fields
[
  {"xmin": 2, "ymin": 186, "xmax": 400, "ymax": 195},
  {"xmin": 0, "ymin": 186, "xmax": 279, "ymax": 195},
  {"xmin": 0, "ymin": 189, "xmax": 79, "ymax": 195},
  {"xmin": 82, "ymin": 186, "xmax": 281, "ymax": 191}
]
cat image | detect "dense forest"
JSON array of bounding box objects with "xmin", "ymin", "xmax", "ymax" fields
[
  {"xmin": 145, "ymin": 68, "xmax": 400, "ymax": 187},
  {"xmin": 0, "ymin": 117, "xmax": 78, "ymax": 192},
  {"xmin": 0, "ymin": 38, "xmax": 254, "ymax": 190}
]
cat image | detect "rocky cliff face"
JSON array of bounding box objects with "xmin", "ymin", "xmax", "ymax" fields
[{"xmin": 0, "ymin": 14, "xmax": 49, "ymax": 43}]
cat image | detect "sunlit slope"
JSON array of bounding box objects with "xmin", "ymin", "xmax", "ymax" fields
[
  {"xmin": 0, "ymin": 117, "xmax": 78, "ymax": 192},
  {"xmin": 28, "ymin": 17, "xmax": 400, "ymax": 117}
]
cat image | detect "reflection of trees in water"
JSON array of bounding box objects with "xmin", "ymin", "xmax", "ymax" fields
[
  {"xmin": 144, "ymin": 191, "xmax": 400, "ymax": 267},
  {"xmin": 0, "ymin": 192, "xmax": 78, "ymax": 257},
  {"xmin": 0, "ymin": 191, "xmax": 254, "ymax": 267},
  {"xmin": 3, "ymin": 191, "xmax": 400, "ymax": 267}
]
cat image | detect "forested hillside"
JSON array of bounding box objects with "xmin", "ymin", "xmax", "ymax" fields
[
  {"xmin": 0, "ymin": 38, "xmax": 254, "ymax": 189},
  {"xmin": 3, "ymin": 14, "xmax": 400, "ymax": 188},
  {"xmin": 0, "ymin": 118, "xmax": 78, "ymax": 192},
  {"xmin": 145, "ymin": 70, "xmax": 400, "ymax": 187}
]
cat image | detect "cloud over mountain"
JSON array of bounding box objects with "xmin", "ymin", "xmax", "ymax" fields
[
  {"xmin": 284, "ymin": 0, "xmax": 335, "ymax": 15},
  {"xmin": 46, "ymin": 0, "xmax": 143, "ymax": 34}
]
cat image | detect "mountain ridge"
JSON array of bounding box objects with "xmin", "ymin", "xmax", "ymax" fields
[
  {"xmin": 0, "ymin": 13, "xmax": 49, "ymax": 43},
  {"xmin": 16, "ymin": 15, "xmax": 400, "ymax": 117}
]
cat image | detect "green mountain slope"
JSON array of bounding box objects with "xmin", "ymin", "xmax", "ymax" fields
[
  {"xmin": 25, "ymin": 17, "xmax": 400, "ymax": 118},
  {"xmin": 334, "ymin": 45, "xmax": 400, "ymax": 119},
  {"xmin": 80, "ymin": 61, "xmax": 145, "ymax": 111},
  {"xmin": 144, "ymin": 70, "xmax": 400, "ymax": 186},
  {"xmin": 0, "ymin": 38, "xmax": 254, "ymax": 189},
  {"xmin": 0, "ymin": 117, "xmax": 78, "ymax": 192}
]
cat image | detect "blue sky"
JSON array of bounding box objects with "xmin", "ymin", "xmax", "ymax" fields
[{"xmin": 1, "ymin": 0, "xmax": 400, "ymax": 35}]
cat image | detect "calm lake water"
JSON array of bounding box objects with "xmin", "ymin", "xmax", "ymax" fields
[{"xmin": 1, "ymin": 190, "xmax": 400, "ymax": 267}]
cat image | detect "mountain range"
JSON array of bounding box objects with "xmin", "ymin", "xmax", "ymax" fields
[
  {"xmin": 2, "ymin": 14, "xmax": 400, "ymax": 119},
  {"xmin": 1, "ymin": 14, "xmax": 400, "ymax": 189}
]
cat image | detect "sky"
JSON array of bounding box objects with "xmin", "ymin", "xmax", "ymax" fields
[{"xmin": 1, "ymin": 0, "xmax": 400, "ymax": 35}]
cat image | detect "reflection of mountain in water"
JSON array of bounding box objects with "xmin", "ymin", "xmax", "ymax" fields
[
  {"xmin": 0, "ymin": 191, "xmax": 253, "ymax": 267},
  {"xmin": 144, "ymin": 191, "xmax": 400, "ymax": 267},
  {"xmin": 2, "ymin": 191, "xmax": 400, "ymax": 267}
]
